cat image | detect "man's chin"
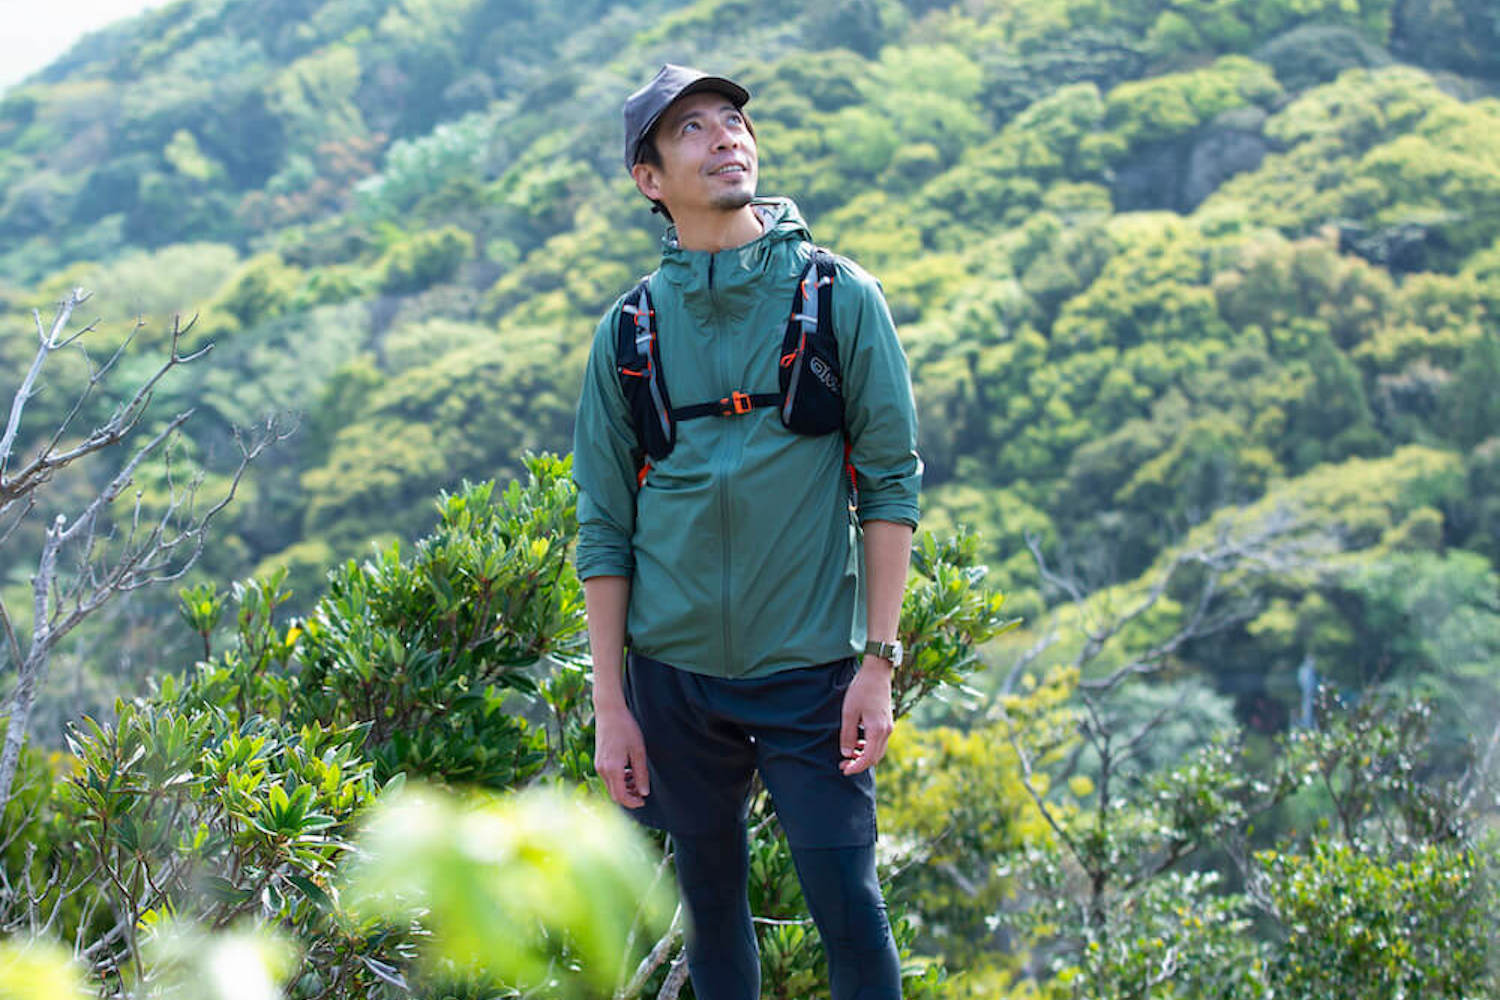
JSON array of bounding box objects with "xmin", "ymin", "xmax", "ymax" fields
[{"xmin": 710, "ymin": 189, "xmax": 755, "ymax": 211}]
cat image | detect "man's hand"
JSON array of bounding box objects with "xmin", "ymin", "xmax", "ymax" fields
[
  {"xmin": 839, "ymin": 655, "xmax": 894, "ymax": 776},
  {"xmin": 595, "ymin": 704, "xmax": 651, "ymax": 808}
]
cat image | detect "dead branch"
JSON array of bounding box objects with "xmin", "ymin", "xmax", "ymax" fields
[
  {"xmin": 1002, "ymin": 625, "xmax": 1062, "ymax": 696},
  {"xmin": 1001, "ymin": 706, "xmax": 1087, "ymax": 872},
  {"xmin": 997, "ymin": 509, "xmax": 1333, "ymax": 952},
  {"xmin": 656, "ymin": 947, "xmax": 690, "ymax": 1000},
  {"xmin": 0, "ymin": 288, "xmax": 286, "ymax": 815},
  {"xmin": 616, "ymin": 904, "xmax": 683, "ymax": 1000},
  {"xmin": 1, "ymin": 303, "xmax": 210, "ymax": 515}
]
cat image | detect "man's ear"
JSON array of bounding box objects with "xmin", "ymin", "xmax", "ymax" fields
[{"xmin": 631, "ymin": 162, "xmax": 663, "ymax": 202}]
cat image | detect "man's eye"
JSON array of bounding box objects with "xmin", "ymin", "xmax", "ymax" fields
[{"xmin": 682, "ymin": 121, "xmax": 700, "ymax": 133}]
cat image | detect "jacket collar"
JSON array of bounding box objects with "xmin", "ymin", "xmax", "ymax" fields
[{"xmin": 657, "ymin": 197, "xmax": 812, "ymax": 325}]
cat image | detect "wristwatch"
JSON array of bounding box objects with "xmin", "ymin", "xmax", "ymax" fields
[{"xmin": 863, "ymin": 639, "xmax": 904, "ymax": 668}]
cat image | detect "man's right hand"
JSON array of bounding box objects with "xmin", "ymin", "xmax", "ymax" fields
[{"xmin": 594, "ymin": 704, "xmax": 651, "ymax": 808}]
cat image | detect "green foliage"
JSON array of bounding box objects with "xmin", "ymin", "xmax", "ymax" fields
[
  {"xmin": 0, "ymin": 939, "xmax": 88, "ymax": 1000},
  {"xmin": 1005, "ymin": 689, "xmax": 1500, "ymax": 999},
  {"xmin": 298, "ymin": 336, "xmax": 580, "ymax": 547},
  {"xmin": 354, "ymin": 115, "xmax": 491, "ymax": 220},
  {"xmin": 1331, "ymin": 551, "xmax": 1500, "ymax": 737},
  {"xmin": 4, "ymin": 4, "xmax": 1500, "ymax": 993},
  {"xmin": 1103, "ymin": 55, "xmax": 1281, "ymax": 149},
  {"xmin": 894, "ymin": 530, "xmax": 1022, "ymax": 718},
  {"xmin": 293, "ymin": 455, "xmax": 584, "ymax": 787},
  {"xmin": 210, "ymin": 252, "xmax": 306, "ymax": 332},
  {"xmin": 60, "ymin": 694, "xmax": 377, "ymax": 996},
  {"xmin": 345, "ymin": 783, "xmax": 671, "ymax": 996},
  {"xmin": 1442, "ymin": 330, "xmax": 1500, "ymax": 448},
  {"xmin": 376, "ymin": 225, "xmax": 475, "ymax": 295},
  {"xmin": 1262, "ymin": 840, "xmax": 1496, "ymax": 996}
]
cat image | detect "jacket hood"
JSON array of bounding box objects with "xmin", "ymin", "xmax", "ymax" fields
[{"xmin": 657, "ymin": 197, "xmax": 812, "ymax": 325}]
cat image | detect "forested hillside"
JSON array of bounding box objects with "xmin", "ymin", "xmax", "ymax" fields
[
  {"xmin": 3, "ymin": 0, "xmax": 1496, "ymax": 735},
  {"xmin": 2, "ymin": 0, "xmax": 1499, "ymax": 995}
]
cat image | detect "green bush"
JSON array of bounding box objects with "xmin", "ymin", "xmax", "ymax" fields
[
  {"xmin": 377, "ymin": 225, "xmax": 475, "ymax": 295},
  {"xmin": 1262, "ymin": 840, "xmax": 1496, "ymax": 997}
]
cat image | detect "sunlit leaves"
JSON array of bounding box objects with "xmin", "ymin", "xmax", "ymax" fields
[
  {"xmin": 0, "ymin": 939, "xmax": 88, "ymax": 1000},
  {"xmin": 345, "ymin": 782, "xmax": 670, "ymax": 996}
]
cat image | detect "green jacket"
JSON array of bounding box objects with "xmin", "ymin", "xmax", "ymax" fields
[{"xmin": 572, "ymin": 197, "xmax": 921, "ymax": 678}]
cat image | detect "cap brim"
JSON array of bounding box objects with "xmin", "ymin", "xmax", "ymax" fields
[{"xmin": 673, "ymin": 75, "xmax": 750, "ymax": 108}]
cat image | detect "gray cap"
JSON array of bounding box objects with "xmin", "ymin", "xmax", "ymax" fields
[{"xmin": 623, "ymin": 63, "xmax": 751, "ymax": 171}]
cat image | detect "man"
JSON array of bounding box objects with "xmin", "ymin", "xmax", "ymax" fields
[{"xmin": 572, "ymin": 63, "xmax": 921, "ymax": 1000}]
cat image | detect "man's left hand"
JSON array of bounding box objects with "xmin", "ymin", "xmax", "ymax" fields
[{"xmin": 839, "ymin": 655, "xmax": 894, "ymax": 775}]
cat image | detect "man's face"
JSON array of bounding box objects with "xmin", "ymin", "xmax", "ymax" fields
[{"xmin": 632, "ymin": 90, "xmax": 758, "ymax": 219}]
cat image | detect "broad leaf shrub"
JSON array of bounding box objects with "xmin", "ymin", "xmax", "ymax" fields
[
  {"xmin": 14, "ymin": 456, "xmax": 589, "ymax": 997},
  {"xmin": 10, "ymin": 450, "xmax": 1496, "ymax": 998},
  {"xmin": 1003, "ymin": 689, "xmax": 1500, "ymax": 999},
  {"xmin": 894, "ymin": 528, "xmax": 1022, "ymax": 719},
  {"xmin": 344, "ymin": 782, "xmax": 671, "ymax": 999},
  {"xmin": 5, "ymin": 452, "xmax": 1029, "ymax": 997},
  {"xmin": 290, "ymin": 454, "xmax": 584, "ymax": 789},
  {"xmin": 61, "ymin": 698, "xmax": 380, "ymax": 997},
  {"xmin": 1263, "ymin": 840, "xmax": 1494, "ymax": 996}
]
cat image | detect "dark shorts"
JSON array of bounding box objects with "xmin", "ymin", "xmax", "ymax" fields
[{"xmin": 621, "ymin": 651, "xmax": 877, "ymax": 849}]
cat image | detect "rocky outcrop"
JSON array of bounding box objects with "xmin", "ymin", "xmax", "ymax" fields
[{"xmin": 1111, "ymin": 108, "xmax": 1270, "ymax": 214}]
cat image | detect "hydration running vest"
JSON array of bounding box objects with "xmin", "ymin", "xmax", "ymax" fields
[{"xmin": 615, "ymin": 246, "xmax": 851, "ymax": 489}]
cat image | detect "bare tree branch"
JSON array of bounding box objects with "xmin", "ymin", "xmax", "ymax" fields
[
  {"xmin": 998, "ymin": 508, "xmax": 1336, "ymax": 976},
  {"xmin": 31, "ymin": 316, "xmax": 143, "ymax": 477},
  {"xmin": 616, "ymin": 904, "xmax": 683, "ymax": 1000},
  {"xmin": 0, "ymin": 598, "xmax": 21, "ymax": 679},
  {"xmin": 1001, "ymin": 705, "xmax": 1087, "ymax": 872},
  {"xmin": 0, "ymin": 293, "xmax": 282, "ymax": 814},
  {"xmin": 1002, "ymin": 625, "xmax": 1062, "ymax": 696},
  {"xmin": 656, "ymin": 947, "xmax": 690, "ymax": 1000},
  {"xmin": 0, "ymin": 292, "xmax": 88, "ymax": 478},
  {"xmin": 1, "ymin": 308, "xmax": 211, "ymax": 515}
]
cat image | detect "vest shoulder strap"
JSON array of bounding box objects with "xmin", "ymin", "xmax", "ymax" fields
[
  {"xmin": 777, "ymin": 246, "xmax": 844, "ymax": 436},
  {"xmin": 614, "ymin": 278, "xmax": 675, "ymax": 462}
]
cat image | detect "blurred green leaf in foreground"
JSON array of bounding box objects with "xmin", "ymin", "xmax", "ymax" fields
[{"xmin": 344, "ymin": 781, "xmax": 672, "ymax": 997}]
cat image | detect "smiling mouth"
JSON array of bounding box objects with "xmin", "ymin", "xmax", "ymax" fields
[{"xmin": 711, "ymin": 164, "xmax": 748, "ymax": 176}]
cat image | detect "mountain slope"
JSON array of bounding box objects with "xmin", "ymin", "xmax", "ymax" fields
[{"xmin": 1, "ymin": 0, "xmax": 1497, "ymax": 732}]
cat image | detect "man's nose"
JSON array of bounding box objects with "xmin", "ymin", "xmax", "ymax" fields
[{"xmin": 710, "ymin": 121, "xmax": 740, "ymax": 150}]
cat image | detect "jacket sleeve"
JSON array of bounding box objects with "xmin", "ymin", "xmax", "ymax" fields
[
  {"xmin": 572, "ymin": 305, "xmax": 639, "ymax": 580},
  {"xmin": 835, "ymin": 259, "xmax": 923, "ymax": 527}
]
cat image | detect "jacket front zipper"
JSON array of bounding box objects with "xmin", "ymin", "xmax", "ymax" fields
[{"xmin": 709, "ymin": 252, "xmax": 737, "ymax": 672}]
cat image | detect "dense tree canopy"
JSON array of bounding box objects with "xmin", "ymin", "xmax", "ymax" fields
[{"xmin": 2, "ymin": 0, "xmax": 1498, "ymax": 995}]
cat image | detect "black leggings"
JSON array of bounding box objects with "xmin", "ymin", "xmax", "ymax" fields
[{"xmin": 672, "ymin": 831, "xmax": 902, "ymax": 1000}]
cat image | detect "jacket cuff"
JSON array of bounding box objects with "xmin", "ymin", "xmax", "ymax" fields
[
  {"xmin": 856, "ymin": 498, "xmax": 920, "ymax": 528},
  {"xmin": 575, "ymin": 524, "xmax": 635, "ymax": 580}
]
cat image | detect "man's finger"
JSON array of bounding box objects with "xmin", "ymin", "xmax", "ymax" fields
[
  {"xmin": 863, "ymin": 720, "xmax": 892, "ymax": 769},
  {"xmin": 840, "ymin": 743, "xmax": 872, "ymax": 775},
  {"xmin": 841, "ymin": 718, "xmax": 892, "ymax": 775},
  {"xmin": 839, "ymin": 701, "xmax": 861, "ymax": 759},
  {"xmin": 630, "ymin": 746, "xmax": 651, "ymax": 798},
  {"xmin": 615, "ymin": 768, "xmax": 645, "ymax": 808},
  {"xmin": 600, "ymin": 757, "xmax": 644, "ymax": 808}
]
